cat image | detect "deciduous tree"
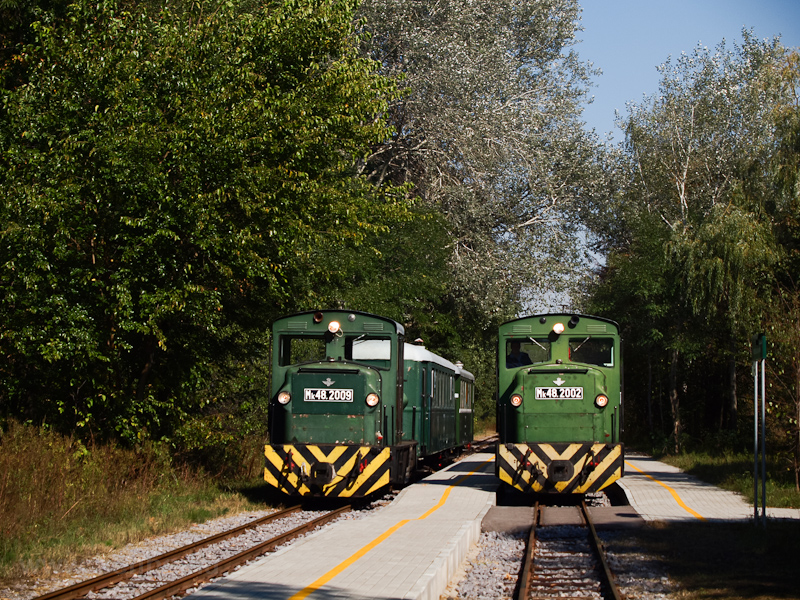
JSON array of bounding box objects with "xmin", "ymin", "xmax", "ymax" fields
[
  {"xmin": 356, "ymin": 0, "xmax": 606, "ymax": 320},
  {"xmin": 0, "ymin": 0, "xmax": 405, "ymax": 441},
  {"xmin": 587, "ymin": 32, "xmax": 791, "ymax": 449}
]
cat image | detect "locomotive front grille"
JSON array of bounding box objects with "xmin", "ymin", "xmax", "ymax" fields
[
  {"xmin": 264, "ymin": 444, "xmax": 392, "ymax": 497},
  {"xmin": 496, "ymin": 442, "xmax": 623, "ymax": 493}
]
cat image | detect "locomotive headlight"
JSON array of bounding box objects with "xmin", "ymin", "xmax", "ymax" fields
[
  {"xmin": 553, "ymin": 322, "xmax": 565, "ymax": 334},
  {"xmin": 365, "ymin": 393, "xmax": 380, "ymax": 407},
  {"xmin": 328, "ymin": 321, "xmax": 341, "ymax": 333},
  {"xmin": 510, "ymin": 394, "xmax": 523, "ymax": 407},
  {"xmin": 595, "ymin": 394, "xmax": 609, "ymax": 408},
  {"xmin": 277, "ymin": 391, "xmax": 291, "ymax": 405}
]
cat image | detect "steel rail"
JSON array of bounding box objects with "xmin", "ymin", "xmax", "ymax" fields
[
  {"xmin": 514, "ymin": 501, "xmax": 538, "ymax": 600},
  {"xmin": 130, "ymin": 505, "xmax": 352, "ymax": 600},
  {"xmin": 515, "ymin": 501, "xmax": 625, "ymax": 600},
  {"xmin": 469, "ymin": 434, "xmax": 499, "ymax": 453},
  {"xmin": 32, "ymin": 505, "xmax": 303, "ymax": 600},
  {"xmin": 580, "ymin": 500, "xmax": 625, "ymax": 600}
]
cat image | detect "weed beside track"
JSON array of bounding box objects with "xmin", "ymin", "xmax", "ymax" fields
[{"xmin": 0, "ymin": 422, "xmax": 268, "ymax": 583}]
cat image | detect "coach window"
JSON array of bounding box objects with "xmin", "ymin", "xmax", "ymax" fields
[
  {"xmin": 432, "ymin": 369, "xmax": 451, "ymax": 408},
  {"xmin": 279, "ymin": 335, "xmax": 326, "ymax": 366},
  {"xmin": 568, "ymin": 337, "xmax": 614, "ymax": 368},
  {"xmin": 461, "ymin": 380, "xmax": 473, "ymax": 410}
]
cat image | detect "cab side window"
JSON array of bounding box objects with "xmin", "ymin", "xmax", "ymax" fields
[{"xmin": 279, "ymin": 336, "xmax": 326, "ymax": 366}]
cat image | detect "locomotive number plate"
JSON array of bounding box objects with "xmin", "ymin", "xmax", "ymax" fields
[
  {"xmin": 535, "ymin": 387, "xmax": 583, "ymax": 399},
  {"xmin": 304, "ymin": 388, "xmax": 354, "ymax": 402}
]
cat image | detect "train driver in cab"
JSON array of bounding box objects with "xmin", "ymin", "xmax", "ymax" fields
[{"xmin": 506, "ymin": 340, "xmax": 532, "ymax": 368}]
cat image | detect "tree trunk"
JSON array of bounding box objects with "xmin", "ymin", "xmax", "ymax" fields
[
  {"xmin": 669, "ymin": 348, "xmax": 681, "ymax": 453},
  {"xmin": 136, "ymin": 336, "xmax": 158, "ymax": 407}
]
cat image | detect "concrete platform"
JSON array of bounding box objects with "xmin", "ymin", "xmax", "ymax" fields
[
  {"xmin": 620, "ymin": 455, "xmax": 800, "ymax": 522},
  {"xmin": 588, "ymin": 505, "xmax": 644, "ymax": 529},
  {"xmin": 481, "ymin": 505, "xmax": 534, "ymax": 535},
  {"xmin": 190, "ymin": 453, "xmax": 497, "ymax": 600},
  {"xmin": 482, "ymin": 501, "xmax": 644, "ymax": 532}
]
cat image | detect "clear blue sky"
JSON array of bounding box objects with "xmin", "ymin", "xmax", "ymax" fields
[{"xmin": 577, "ymin": 0, "xmax": 800, "ymax": 141}]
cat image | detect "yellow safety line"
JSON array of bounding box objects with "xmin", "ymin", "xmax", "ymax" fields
[
  {"xmin": 625, "ymin": 460, "xmax": 706, "ymax": 521},
  {"xmin": 289, "ymin": 456, "xmax": 494, "ymax": 600}
]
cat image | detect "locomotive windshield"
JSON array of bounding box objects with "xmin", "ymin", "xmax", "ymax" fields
[
  {"xmin": 350, "ymin": 338, "xmax": 392, "ymax": 369},
  {"xmin": 568, "ymin": 337, "xmax": 614, "ymax": 367},
  {"xmin": 279, "ymin": 335, "xmax": 393, "ymax": 368},
  {"xmin": 505, "ymin": 338, "xmax": 550, "ymax": 367}
]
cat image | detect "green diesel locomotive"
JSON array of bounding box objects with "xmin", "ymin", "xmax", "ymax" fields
[
  {"xmin": 496, "ymin": 313, "xmax": 623, "ymax": 493},
  {"xmin": 265, "ymin": 310, "xmax": 475, "ymax": 497}
]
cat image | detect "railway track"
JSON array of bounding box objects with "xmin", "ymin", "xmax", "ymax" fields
[
  {"xmin": 516, "ymin": 500, "xmax": 624, "ymax": 600},
  {"xmin": 468, "ymin": 433, "xmax": 499, "ymax": 453},
  {"xmin": 32, "ymin": 505, "xmax": 350, "ymax": 600}
]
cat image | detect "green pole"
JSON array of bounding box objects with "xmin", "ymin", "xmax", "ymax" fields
[
  {"xmin": 752, "ymin": 334, "xmax": 767, "ymax": 526},
  {"xmin": 753, "ymin": 357, "xmax": 758, "ymax": 523}
]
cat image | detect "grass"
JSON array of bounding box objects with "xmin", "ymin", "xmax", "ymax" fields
[{"xmin": 0, "ymin": 421, "xmax": 271, "ymax": 583}]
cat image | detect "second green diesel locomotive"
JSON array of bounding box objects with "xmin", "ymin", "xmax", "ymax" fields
[{"xmin": 496, "ymin": 313, "xmax": 623, "ymax": 493}]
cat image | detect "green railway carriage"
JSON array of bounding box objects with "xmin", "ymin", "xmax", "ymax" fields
[
  {"xmin": 496, "ymin": 314, "xmax": 624, "ymax": 494},
  {"xmin": 265, "ymin": 310, "xmax": 474, "ymax": 497},
  {"xmin": 400, "ymin": 343, "xmax": 475, "ymax": 458}
]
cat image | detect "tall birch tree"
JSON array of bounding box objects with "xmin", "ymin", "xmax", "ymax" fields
[{"xmin": 588, "ymin": 32, "xmax": 791, "ymax": 449}]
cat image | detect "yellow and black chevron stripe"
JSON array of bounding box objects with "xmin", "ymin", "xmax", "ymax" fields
[
  {"xmin": 264, "ymin": 444, "xmax": 392, "ymax": 497},
  {"xmin": 496, "ymin": 442, "xmax": 623, "ymax": 493}
]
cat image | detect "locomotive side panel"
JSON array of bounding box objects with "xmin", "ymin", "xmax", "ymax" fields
[{"xmin": 402, "ymin": 358, "xmax": 426, "ymax": 455}]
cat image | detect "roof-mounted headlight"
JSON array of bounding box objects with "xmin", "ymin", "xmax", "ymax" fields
[
  {"xmin": 553, "ymin": 322, "xmax": 565, "ymax": 334},
  {"xmin": 328, "ymin": 321, "xmax": 341, "ymax": 334}
]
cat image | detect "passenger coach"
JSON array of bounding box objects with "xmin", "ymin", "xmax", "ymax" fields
[
  {"xmin": 496, "ymin": 313, "xmax": 623, "ymax": 493},
  {"xmin": 265, "ymin": 310, "xmax": 474, "ymax": 497}
]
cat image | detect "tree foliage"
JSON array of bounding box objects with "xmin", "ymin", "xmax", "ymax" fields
[
  {"xmin": 586, "ymin": 34, "xmax": 799, "ymax": 457},
  {"xmin": 0, "ymin": 0, "xmax": 406, "ymax": 442},
  {"xmin": 763, "ymin": 50, "xmax": 800, "ymax": 488},
  {"xmin": 356, "ymin": 0, "xmax": 605, "ymax": 319}
]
